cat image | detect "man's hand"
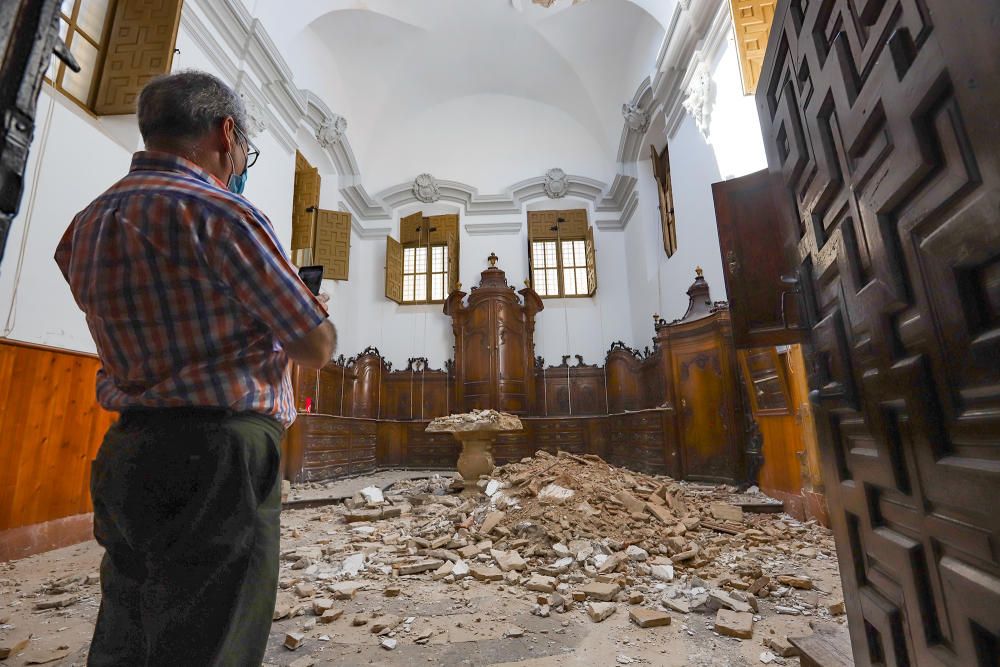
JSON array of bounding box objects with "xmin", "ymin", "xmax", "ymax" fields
[{"xmin": 316, "ymin": 291, "xmax": 330, "ymax": 306}]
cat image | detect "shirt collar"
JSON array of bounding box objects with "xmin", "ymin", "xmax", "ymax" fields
[{"xmin": 129, "ymin": 150, "xmax": 227, "ymax": 189}]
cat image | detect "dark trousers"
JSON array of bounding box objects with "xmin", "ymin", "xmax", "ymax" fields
[{"xmin": 87, "ymin": 409, "xmax": 284, "ymax": 667}]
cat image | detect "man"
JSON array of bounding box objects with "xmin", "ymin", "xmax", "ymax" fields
[{"xmin": 54, "ymin": 70, "xmax": 336, "ymax": 666}]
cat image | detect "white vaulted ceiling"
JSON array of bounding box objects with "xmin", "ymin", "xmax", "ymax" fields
[{"xmin": 253, "ymin": 0, "xmax": 669, "ymax": 192}]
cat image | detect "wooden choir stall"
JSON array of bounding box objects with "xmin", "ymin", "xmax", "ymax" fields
[{"xmin": 285, "ymin": 260, "xmax": 749, "ymax": 486}]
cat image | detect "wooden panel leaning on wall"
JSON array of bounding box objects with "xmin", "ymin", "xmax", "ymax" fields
[{"xmin": 0, "ymin": 340, "xmax": 117, "ymax": 560}]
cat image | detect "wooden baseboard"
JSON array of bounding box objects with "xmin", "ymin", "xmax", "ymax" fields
[{"xmin": 0, "ymin": 513, "xmax": 94, "ymax": 562}]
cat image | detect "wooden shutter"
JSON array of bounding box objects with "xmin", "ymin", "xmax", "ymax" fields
[
  {"xmin": 651, "ymin": 144, "xmax": 677, "ymax": 257},
  {"xmin": 426, "ymin": 214, "xmax": 458, "ymax": 245},
  {"xmin": 291, "ymin": 165, "xmax": 320, "ymax": 251},
  {"xmin": 314, "ymin": 209, "xmax": 351, "ymax": 281},
  {"xmin": 384, "ymin": 236, "xmax": 403, "ymax": 303},
  {"xmin": 400, "ymin": 211, "xmax": 424, "ymax": 246},
  {"xmin": 446, "ymin": 230, "xmax": 459, "ymax": 292},
  {"xmin": 92, "ymin": 0, "xmax": 183, "ymax": 115},
  {"xmin": 528, "ymin": 209, "xmax": 587, "ymax": 240},
  {"xmin": 528, "ymin": 210, "xmax": 559, "ymax": 240},
  {"xmin": 585, "ymin": 226, "xmax": 597, "ymax": 296},
  {"xmin": 712, "ymin": 169, "xmax": 804, "ymax": 347}
]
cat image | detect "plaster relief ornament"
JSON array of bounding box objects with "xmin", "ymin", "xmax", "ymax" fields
[
  {"xmin": 316, "ymin": 114, "xmax": 347, "ymax": 148},
  {"xmin": 239, "ymin": 92, "xmax": 267, "ymax": 135},
  {"xmin": 682, "ymin": 60, "xmax": 713, "ymax": 141},
  {"xmin": 412, "ymin": 173, "xmax": 441, "ymax": 204},
  {"xmin": 543, "ymin": 168, "xmax": 569, "ymax": 199},
  {"xmin": 622, "ymin": 101, "xmax": 649, "ymax": 133}
]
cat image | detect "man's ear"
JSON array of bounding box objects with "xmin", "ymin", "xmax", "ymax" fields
[{"xmin": 219, "ymin": 116, "xmax": 237, "ymax": 154}]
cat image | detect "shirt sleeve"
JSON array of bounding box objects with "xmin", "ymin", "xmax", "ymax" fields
[{"xmin": 210, "ymin": 207, "xmax": 328, "ymax": 345}]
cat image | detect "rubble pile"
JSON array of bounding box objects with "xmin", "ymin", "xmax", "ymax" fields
[{"xmin": 269, "ymin": 450, "xmax": 841, "ymax": 656}]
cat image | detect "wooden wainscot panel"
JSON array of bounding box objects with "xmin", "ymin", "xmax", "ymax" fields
[
  {"xmin": 606, "ymin": 409, "xmax": 677, "ymax": 477},
  {"xmin": 605, "ymin": 343, "xmax": 643, "ymax": 413},
  {"xmin": 403, "ymin": 422, "xmax": 460, "ymax": 470},
  {"xmin": 0, "ymin": 340, "xmax": 117, "ymax": 555},
  {"xmin": 534, "ymin": 356, "xmax": 607, "ymax": 417}
]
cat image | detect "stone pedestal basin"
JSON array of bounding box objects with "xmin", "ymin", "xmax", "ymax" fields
[{"xmin": 426, "ymin": 410, "xmax": 523, "ymax": 493}]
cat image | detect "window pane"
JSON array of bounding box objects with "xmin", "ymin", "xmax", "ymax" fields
[
  {"xmin": 431, "ymin": 273, "xmax": 444, "ymax": 301},
  {"xmin": 414, "ymin": 274, "xmax": 427, "ymax": 301},
  {"xmin": 61, "ymin": 0, "xmax": 77, "ymax": 17},
  {"xmin": 547, "ymin": 269, "xmax": 558, "ymax": 295},
  {"xmin": 577, "ymin": 267, "xmax": 588, "ymax": 293},
  {"xmin": 403, "ymin": 275, "xmax": 415, "ymax": 302},
  {"xmin": 532, "ymin": 269, "xmax": 547, "ymax": 295},
  {"xmin": 575, "ymin": 240, "xmax": 586, "ymax": 266},
  {"xmin": 546, "ymin": 242, "xmax": 557, "ymax": 267},
  {"xmin": 431, "ymin": 245, "xmax": 445, "ymax": 272},
  {"xmin": 61, "ymin": 35, "xmax": 98, "ymax": 102},
  {"xmin": 561, "ymin": 241, "xmax": 574, "ymax": 266},
  {"xmin": 414, "ymin": 247, "xmax": 427, "ymax": 273},
  {"xmin": 403, "ymin": 247, "xmax": 416, "ymax": 273},
  {"xmin": 563, "ymin": 268, "xmax": 576, "ymax": 295},
  {"xmin": 76, "ymin": 0, "xmax": 110, "ymax": 41}
]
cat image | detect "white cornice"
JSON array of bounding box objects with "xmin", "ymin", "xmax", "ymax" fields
[
  {"xmin": 464, "ymin": 221, "xmax": 523, "ymax": 236},
  {"xmin": 183, "ymin": 0, "xmax": 730, "ymax": 232}
]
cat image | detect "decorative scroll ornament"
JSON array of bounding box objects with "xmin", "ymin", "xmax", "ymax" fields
[
  {"xmin": 543, "ymin": 168, "xmax": 569, "ymax": 199},
  {"xmin": 316, "ymin": 114, "xmax": 348, "ymax": 148},
  {"xmin": 682, "ymin": 60, "xmax": 713, "ymax": 141},
  {"xmin": 239, "ymin": 93, "xmax": 267, "ymax": 135},
  {"xmin": 621, "ymin": 101, "xmax": 649, "ymax": 133},
  {"xmin": 412, "ymin": 173, "xmax": 441, "ymax": 203}
]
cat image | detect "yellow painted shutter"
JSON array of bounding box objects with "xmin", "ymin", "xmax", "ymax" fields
[
  {"xmin": 730, "ymin": 0, "xmax": 777, "ymax": 94},
  {"xmin": 585, "ymin": 226, "xmax": 597, "ymax": 296},
  {"xmin": 385, "ymin": 236, "xmax": 403, "ymax": 303},
  {"xmin": 400, "ymin": 212, "xmax": 424, "ymax": 246},
  {"xmin": 92, "ymin": 0, "xmax": 184, "ymax": 115},
  {"xmin": 291, "ymin": 166, "xmax": 320, "ymax": 251},
  {"xmin": 314, "ymin": 209, "xmax": 351, "ymax": 281}
]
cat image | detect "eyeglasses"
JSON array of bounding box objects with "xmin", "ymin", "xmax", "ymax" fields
[{"xmin": 234, "ymin": 126, "xmax": 260, "ymax": 169}]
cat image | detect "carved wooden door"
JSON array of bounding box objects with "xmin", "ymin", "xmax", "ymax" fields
[
  {"xmin": 673, "ymin": 347, "xmax": 730, "ymax": 481},
  {"xmin": 758, "ymin": 2, "xmax": 1000, "ymax": 664},
  {"xmin": 495, "ymin": 300, "xmax": 527, "ymax": 413},
  {"xmin": 463, "ymin": 300, "xmax": 496, "ymax": 411}
]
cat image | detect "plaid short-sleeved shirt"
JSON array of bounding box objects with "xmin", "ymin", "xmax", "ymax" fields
[{"xmin": 54, "ymin": 151, "xmax": 328, "ymax": 427}]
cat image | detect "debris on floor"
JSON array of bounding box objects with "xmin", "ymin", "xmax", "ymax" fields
[{"xmin": 0, "ymin": 454, "xmax": 848, "ymax": 666}]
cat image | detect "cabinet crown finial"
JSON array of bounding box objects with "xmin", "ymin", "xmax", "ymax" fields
[
  {"xmin": 695, "ymin": 266, "xmax": 704, "ymax": 277},
  {"xmin": 488, "ymin": 252, "xmax": 498, "ymax": 267}
]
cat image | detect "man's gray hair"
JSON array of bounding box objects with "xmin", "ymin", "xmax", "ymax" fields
[{"xmin": 137, "ymin": 70, "xmax": 248, "ymax": 143}]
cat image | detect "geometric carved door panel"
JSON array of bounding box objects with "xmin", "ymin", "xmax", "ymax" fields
[
  {"xmin": 757, "ymin": 1, "xmax": 1000, "ymax": 665},
  {"xmin": 313, "ymin": 209, "xmax": 351, "ymax": 281}
]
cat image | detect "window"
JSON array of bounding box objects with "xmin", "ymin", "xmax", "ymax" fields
[
  {"xmin": 402, "ymin": 244, "xmax": 449, "ymax": 303},
  {"xmin": 527, "ymin": 209, "xmax": 596, "ymax": 298},
  {"xmin": 385, "ymin": 212, "xmax": 459, "ymax": 304},
  {"xmin": 46, "ymin": 0, "xmax": 183, "ymax": 115},
  {"xmin": 48, "ymin": 0, "xmax": 113, "ymax": 109},
  {"xmin": 651, "ymin": 144, "xmax": 677, "ymax": 257}
]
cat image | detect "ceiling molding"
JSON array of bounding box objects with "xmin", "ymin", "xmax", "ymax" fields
[
  {"xmin": 374, "ymin": 172, "xmax": 613, "ymax": 220},
  {"xmin": 182, "ymin": 0, "xmax": 728, "ymax": 233}
]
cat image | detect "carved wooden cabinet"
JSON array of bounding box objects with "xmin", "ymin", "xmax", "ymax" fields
[
  {"xmin": 653, "ymin": 270, "xmax": 747, "ymax": 484},
  {"xmin": 445, "ymin": 255, "xmax": 543, "ymax": 415}
]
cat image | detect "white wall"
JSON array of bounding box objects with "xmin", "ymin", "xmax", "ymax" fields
[
  {"xmin": 623, "ymin": 38, "xmax": 768, "ymax": 349},
  {"xmin": 0, "ymin": 23, "xmax": 299, "ymax": 354},
  {"xmin": 329, "ymin": 199, "xmax": 633, "ymax": 368}
]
